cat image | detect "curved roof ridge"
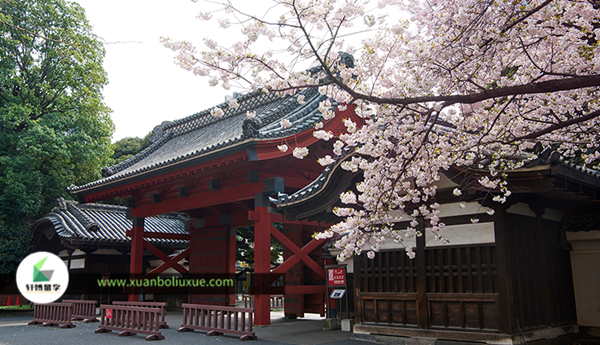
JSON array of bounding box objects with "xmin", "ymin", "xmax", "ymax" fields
[
  {"xmin": 66, "ymin": 202, "xmax": 100, "ymax": 232},
  {"xmin": 165, "ymin": 92, "xmax": 281, "ymax": 138},
  {"xmin": 101, "ymin": 131, "xmax": 174, "ymax": 177},
  {"xmin": 69, "ymin": 87, "xmax": 332, "ymax": 193}
]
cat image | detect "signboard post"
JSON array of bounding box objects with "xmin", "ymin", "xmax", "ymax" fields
[{"xmin": 325, "ymin": 264, "xmax": 349, "ymax": 320}]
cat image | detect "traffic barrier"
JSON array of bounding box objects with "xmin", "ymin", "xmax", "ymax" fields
[
  {"xmin": 178, "ymin": 303, "xmax": 256, "ymax": 341},
  {"xmin": 28, "ymin": 302, "xmax": 76, "ymax": 328},
  {"xmin": 62, "ymin": 299, "xmax": 98, "ymax": 322},
  {"xmin": 94, "ymin": 304, "xmax": 164, "ymax": 341},
  {"xmin": 112, "ymin": 301, "xmax": 168, "ymax": 328}
]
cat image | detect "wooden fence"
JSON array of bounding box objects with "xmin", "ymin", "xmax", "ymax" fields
[
  {"xmin": 179, "ymin": 303, "xmax": 256, "ymax": 341},
  {"xmin": 62, "ymin": 299, "xmax": 98, "ymax": 322},
  {"xmin": 112, "ymin": 301, "xmax": 168, "ymax": 328},
  {"xmin": 94, "ymin": 304, "xmax": 164, "ymax": 341},
  {"xmin": 28, "ymin": 302, "xmax": 76, "ymax": 328},
  {"xmin": 243, "ymin": 295, "xmax": 284, "ymax": 310}
]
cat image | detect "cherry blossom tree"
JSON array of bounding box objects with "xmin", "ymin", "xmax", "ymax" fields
[{"xmin": 162, "ymin": 0, "xmax": 600, "ymax": 261}]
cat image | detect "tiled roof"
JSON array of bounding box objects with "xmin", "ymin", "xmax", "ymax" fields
[
  {"xmin": 69, "ymin": 88, "xmax": 328, "ymax": 192},
  {"xmin": 274, "ymin": 147, "xmax": 600, "ymax": 209},
  {"xmin": 273, "ymin": 149, "xmax": 353, "ymax": 206},
  {"xmin": 34, "ymin": 198, "xmax": 189, "ymax": 246}
]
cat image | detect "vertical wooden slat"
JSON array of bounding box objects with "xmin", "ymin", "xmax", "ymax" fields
[
  {"xmin": 409, "ymin": 253, "xmax": 415, "ymax": 292},
  {"xmin": 428, "ymin": 249, "xmax": 435, "ymax": 292},
  {"xmin": 391, "ymin": 251, "xmax": 398, "ymax": 292},
  {"xmin": 494, "ymin": 207, "xmax": 514, "ymax": 334},
  {"xmin": 400, "ymin": 251, "xmax": 406, "ymax": 292},
  {"xmin": 485, "ymin": 246, "xmax": 494, "ymax": 293},
  {"xmin": 385, "ymin": 252, "xmax": 391, "ymax": 292},
  {"xmin": 457, "ymin": 247, "xmax": 464, "ymax": 293},
  {"xmin": 466, "ymin": 247, "xmax": 473, "ymax": 293},
  {"xmin": 416, "ymin": 232, "xmax": 428, "ymax": 329},
  {"xmin": 520, "ymin": 223, "xmax": 532, "ymax": 328},
  {"xmin": 448, "ymin": 248, "xmax": 455, "ymax": 293},
  {"xmin": 377, "ymin": 252, "xmax": 383, "ymax": 292},
  {"xmin": 438, "ymin": 249, "xmax": 445, "ymax": 293},
  {"xmin": 475, "ymin": 247, "xmax": 483, "ymax": 293}
]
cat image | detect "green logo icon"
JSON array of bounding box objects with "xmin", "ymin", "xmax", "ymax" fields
[{"xmin": 33, "ymin": 256, "xmax": 54, "ymax": 282}]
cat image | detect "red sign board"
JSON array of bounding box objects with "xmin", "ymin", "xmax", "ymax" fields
[
  {"xmin": 106, "ymin": 309, "xmax": 113, "ymax": 319},
  {"xmin": 328, "ymin": 268, "xmax": 346, "ymax": 286}
]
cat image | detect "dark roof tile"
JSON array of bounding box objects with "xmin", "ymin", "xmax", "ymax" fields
[
  {"xmin": 70, "ymin": 89, "xmax": 328, "ymax": 192},
  {"xmin": 35, "ymin": 198, "xmax": 190, "ymax": 246}
]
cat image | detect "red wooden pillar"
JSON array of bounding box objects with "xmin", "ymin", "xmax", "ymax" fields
[
  {"xmin": 227, "ymin": 226, "xmax": 237, "ymax": 306},
  {"xmin": 129, "ymin": 217, "xmax": 144, "ymax": 301},
  {"xmin": 253, "ymin": 206, "xmax": 272, "ymax": 325}
]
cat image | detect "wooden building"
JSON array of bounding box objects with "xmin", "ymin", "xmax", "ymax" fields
[
  {"xmin": 274, "ymin": 149, "xmax": 599, "ymax": 344},
  {"xmin": 67, "ymin": 89, "xmax": 364, "ymax": 325},
  {"xmin": 58, "ymin": 81, "xmax": 599, "ymax": 341},
  {"xmin": 32, "ymin": 197, "xmax": 189, "ymax": 303}
]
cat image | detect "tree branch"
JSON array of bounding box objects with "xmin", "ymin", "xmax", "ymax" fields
[{"xmin": 505, "ymin": 108, "xmax": 600, "ymax": 143}]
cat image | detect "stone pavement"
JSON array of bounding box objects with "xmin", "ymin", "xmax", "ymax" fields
[{"xmin": 0, "ymin": 310, "xmax": 368, "ymax": 345}]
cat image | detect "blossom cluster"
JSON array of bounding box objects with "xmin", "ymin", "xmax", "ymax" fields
[{"xmin": 165, "ymin": 0, "xmax": 600, "ymax": 261}]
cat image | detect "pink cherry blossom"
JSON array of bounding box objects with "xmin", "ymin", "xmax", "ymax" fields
[{"xmin": 164, "ymin": 0, "xmax": 600, "ymax": 261}]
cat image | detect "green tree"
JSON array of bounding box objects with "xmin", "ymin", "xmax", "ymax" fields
[
  {"xmin": 111, "ymin": 133, "xmax": 152, "ymax": 164},
  {"xmin": 0, "ymin": 0, "xmax": 114, "ymax": 284}
]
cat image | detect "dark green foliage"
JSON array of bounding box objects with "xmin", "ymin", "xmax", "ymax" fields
[
  {"xmin": 111, "ymin": 133, "xmax": 152, "ymax": 164},
  {"xmin": 0, "ymin": 0, "xmax": 114, "ymax": 279},
  {"xmin": 0, "ymin": 220, "xmax": 32, "ymax": 290}
]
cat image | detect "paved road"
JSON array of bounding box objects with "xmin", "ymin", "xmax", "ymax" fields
[{"xmin": 0, "ymin": 310, "xmax": 368, "ymax": 345}]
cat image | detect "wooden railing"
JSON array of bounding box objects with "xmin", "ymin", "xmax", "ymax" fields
[
  {"xmin": 243, "ymin": 295, "xmax": 285, "ymax": 310},
  {"xmin": 62, "ymin": 299, "xmax": 98, "ymax": 322},
  {"xmin": 28, "ymin": 302, "xmax": 76, "ymax": 328},
  {"xmin": 179, "ymin": 303, "xmax": 256, "ymax": 341},
  {"xmin": 94, "ymin": 304, "xmax": 165, "ymax": 341},
  {"xmin": 270, "ymin": 295, "xmax": 284, "ymax": 309},
  {"xmin": 112, "ymin": 301, "xmax": 168, "ymax": 328}
]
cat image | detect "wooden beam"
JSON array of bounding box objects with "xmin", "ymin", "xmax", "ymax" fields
[
  {"xmin": 270, "ymin": 231, "xmax": 325, "ymax": 280},
  {"xmin": 285, "ymin": 285, "xmax": 326, "ymax": 295},
  {"xmin": 131, "ymin": 181, "xmax": 264, "ymax": 218},
  {"xmin": 177, "ymin": 187, "xmax": 188, "ymax": 197},
  {"xmin": 143, "ymin": 248, "xmax": 190, "ymax": 279},
  {"xmin": 142, "ymin": 240, "xmax": 189, "ymax": 275},
  {"xmin": 126, "ymin": 230, "xmax": 189, "ymax": 241}
]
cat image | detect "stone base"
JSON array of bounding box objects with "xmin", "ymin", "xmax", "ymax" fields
[
  {"xmin": 352, "ymin": 323, "xmax": 579, "ymax": 345},
  {"xmin": 341, "ymin": 319, "xmax": 355, "ymax": 332},
  {"xmin": 322, "ymin": 318, "xmax": 339, "ymax": 330}
]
